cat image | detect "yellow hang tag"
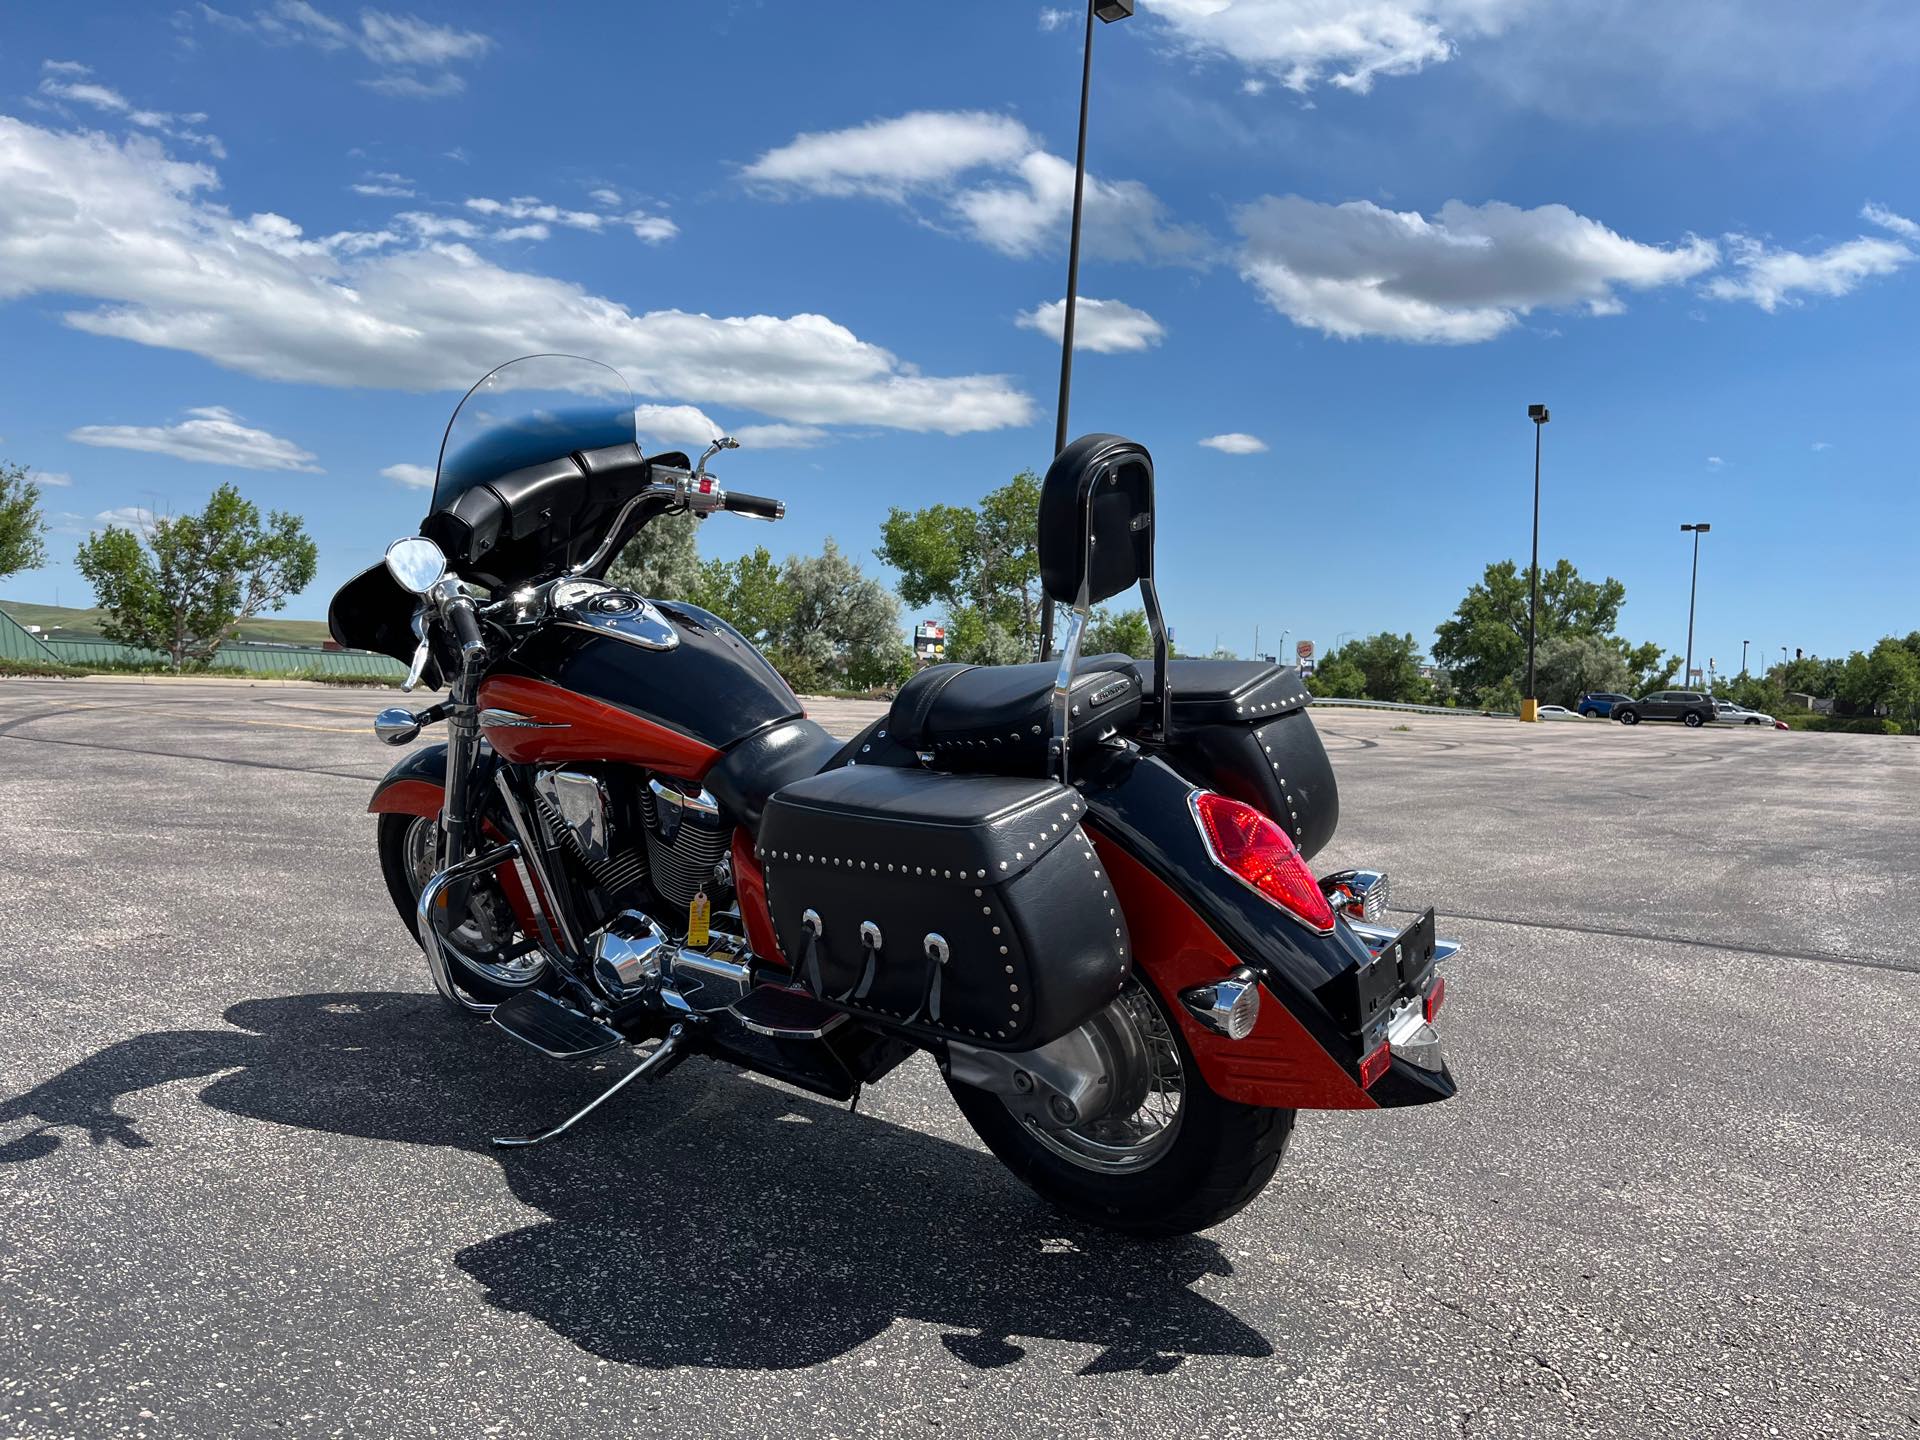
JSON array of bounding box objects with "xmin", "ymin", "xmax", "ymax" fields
[{"xmin": 687, "ymin": 889, "xmax": 711, "ymax": 948}]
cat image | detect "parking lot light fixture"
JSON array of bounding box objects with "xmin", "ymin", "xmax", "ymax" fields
[
  {"xmin": 1523, "ymin": 404, "xmax": 1549, "ymax": 722},
  {"xmin": 1040, "ymin": 0, "xmax": 1135, "ymax": 662},
  {"xmin": 1681, "ymin": 523, "xmax": 1711, "ymax": 691}
]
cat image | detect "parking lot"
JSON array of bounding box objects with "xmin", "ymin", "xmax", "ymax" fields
[{"xmin": 2, "ymin": 677, "xmax": 1915, "ymax": 1439}]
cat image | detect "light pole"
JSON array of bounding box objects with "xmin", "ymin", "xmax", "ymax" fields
[
  {"xmin": 1681, "ymin": 522, "xmax": 1711, "ymax": 689},
  {"xmin": 1039, "ymin": 0, "xmax": 1135, "ymax": 662},
  {"xmin": 1523, "ymin": 404, "xmax": 1550, "ymax": 721},
  {"xmin": 1741, "ymin": 638, "xmax": 1749, "ymax": 677}
]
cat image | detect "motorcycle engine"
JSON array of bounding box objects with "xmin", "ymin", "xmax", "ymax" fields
[{"xmin": 641, "ymin": 776, "xmax": 732, "ymax": 910}]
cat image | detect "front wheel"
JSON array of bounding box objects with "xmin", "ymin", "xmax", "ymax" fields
[
  {"xmin": 947, "ymin": 980, "xmax": 1294, "ymax": 1237},
  {"xmin": 376, "ymin": 812, "xmax": 548, "ymax": 1006},
  {"xmin": 1618, "ymin": 709, "xmax": 1640, "ymax": 726}
]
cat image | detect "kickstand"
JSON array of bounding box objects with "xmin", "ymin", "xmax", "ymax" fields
[
  {"xmin": 492, "ymin": 1024, "xmax": 688, "ymax": 1150},
  {"xmin": 847, "ymin": 1083, "xmax": 862, "ymax": 1116}
]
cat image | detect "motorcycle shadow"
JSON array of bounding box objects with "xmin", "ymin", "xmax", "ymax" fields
[{"xmin": 0, "ymin": 990, "xmax": 1273, "ymax": 1375}]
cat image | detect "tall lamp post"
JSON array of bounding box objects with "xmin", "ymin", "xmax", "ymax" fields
[
  {"xmin": 1522, "ymin": 404, "xmax": 1550, "ymax": 721},
  {"xmin": 1039, "ymin": 0, "xmax": 1134, "ymax": 662},
  {"xmin": 1741, "ymin": 638, "xmax": 1750, "ymax": 677},
  {"xmin": 1681, "ymin": 522, "xmax": 1711, "ymax": 689}
]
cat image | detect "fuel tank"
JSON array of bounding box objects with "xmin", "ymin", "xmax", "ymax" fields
[{"xmin": 478, "ymin": 600, "xmax": 802, "ymax": 778}]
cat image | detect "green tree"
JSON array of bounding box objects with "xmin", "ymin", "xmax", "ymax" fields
[
  {"xmin": 1838, "ymin": 638, "xmax": 1920, "ymax": 731},
  {"xmin": 1534, "ymin": 633, "xmax": 1631, "ymax": 708},
  {"xmin": 1306, "ymin": 653, "xmax": 1366, "ymax": 699},
  {"xmin": 877, "ymin": 472, "xmax": 1042, "ymax": 664},
  {"xmin": 766, "ymin": 539, "xmax": 909, "ymax": 693},
  {"xmin": 1342, "ymin": 631, "xmax": 1431, "ymax": 703},
  {"xmin": 687, "ymin": 545, "xmax": 792, "ymax": 648},
  {"xmin": 0, "ymin": 461, "xmax": 48, "ymax": 582},
  {"xmin": 607, "ymin": 509, "xmax": 701, "ymax": 598},
  {"xmin": 74, "ymin": 484, "xmax": 318, "ymax": 671},
  {"xmin": 1084, "ymin": 607, "xmax": 1152, "ymax": 658},
  {"xmin": 1433, "ymin": 557, "xmax": 1671, "ymax": 706}
]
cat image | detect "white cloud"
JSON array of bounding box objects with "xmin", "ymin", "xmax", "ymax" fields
[
  {"xmin": 588, "ymin": 187, "xmax": 623, "ymax": 207},
  {"xmin": 1016, "ymin": 296, "xmax": 1167, "ymax": 353},
  {"xmin": 1811, "ymin": 441, "xmax": 1832, "ymax": 451},
  {"xmin": 634, "ymin": 405, "xmax": 828, "ymax": 452},
  {"xmin": 69, "ymin": 406, "xmax": 324, "ymax": 472},
  {"xmin": 1235, "ymin": 195, "xmax": 1718, "ymax": 342},
  {"xmin": 394, "ymin": 210, "xmax": 480, "ymax": 240},
  {"xmin": 953, "ymin": 151, "xmax": 1207, "ymax": 262},
  {"xmin": 743, "ymin": 111, "xmax": 1034, "ymax": 199},
  {"xmin": 746, "ymin": 110, "xmax": 1205, "ymax": 264},
  {"xmin": 466, "ymin": 195, "xmax": 604, "ymax": 230},
  {"xmin": 29, "ymin": 469, "xmax": 74, "ymax": 487},
  {"xmin": 0, "ymin": 117, "xmax": 1029, "ymax": 434},
  {"xmin": 196, "ymin": 2, "xmax": 489, "ymax": 98},
  {"xmin": 1706, "ymin": 455, "xmax": 1725, "ymax": 467},
  {"xmin": 1140, "ymin": 0, "xmax": 1527, "ymax": 94},
  {"xmin": 381, "ymin": 462, "xmax": 434, "ymax": 488},
  {"xmin": 352, "ymin": 181, "xmax": 414, "ymax": 197},
  {"xmin": 36, "ymin": 68, "xmax": 226, "ymax": 156},
  {"xmin": 493, "ymin": 224, "xmax": 550, "ymax": 242},
  {"xmin": 1199, "ymin": 432, "xmax": 1269, "ymax": 454},
  {"xmin": 1703, "ymin": 213, "xmax": 1915, "ymax": 312},
  {"xmin": 95, "ymin": 505, "xmax": 158, "ymax": 533},
  {"xmin": 1038, "ymin": 7, "xmax": 1076, "ymax": 31},
  {"xmin": 625, "ymin": 212, "xmax": 679, "ymax": 244},
  {"xmin": 1863, "ymin": 201, "xmax": 1920, "ymax": 242}
]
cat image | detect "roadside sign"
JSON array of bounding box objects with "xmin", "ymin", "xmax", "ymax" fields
[{"xmin": 1296, "ymin": 640, "xmax": 1314, "ymax": 662}]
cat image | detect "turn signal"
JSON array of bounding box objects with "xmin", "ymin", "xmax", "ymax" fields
[{"xmin": 1190, "ymin": 791, "xmax": 1336, "ymax": 934}]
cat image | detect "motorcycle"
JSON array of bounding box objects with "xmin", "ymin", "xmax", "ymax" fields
[{"xmin": 328, "ymin": 354, "xmax": 1458, "ymax": 1237}]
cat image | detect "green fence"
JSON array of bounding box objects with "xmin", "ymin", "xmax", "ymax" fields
[
  {"xmin": 0, "ymin": 608, "xmax": 60, "ymax": 663},
  {"xmin": 38, "ymin": 635, "xmax": 407, "ymax": 678}
]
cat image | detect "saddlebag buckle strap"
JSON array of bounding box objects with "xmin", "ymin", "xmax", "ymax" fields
[
  {"xmin": 911, "ymin": 932, "xmax": 950, "ymax": 1025},
  {"xmin": 840, "ymin": 921, "xmax": 883, "ymax": 1003},
  {"xmin": 799, "ymin": 909, "xmax": 826, "ymax": 996}
]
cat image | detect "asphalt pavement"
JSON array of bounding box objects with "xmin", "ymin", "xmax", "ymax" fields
[{"xmin": 1, "ymin": 677, "xmax": 1915, "ymax": 1439}]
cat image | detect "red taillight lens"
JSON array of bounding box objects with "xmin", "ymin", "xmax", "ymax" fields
[
  {"xmin": 1358, "ymin": 1042, "xmax": 1392, "ymax": 1088},
  {"xmin": 1190, "ymin": 791, "xmax": 1335, "ymax": 933},
  {"xmin": 1424, "ymin": 973, "xmax": 1446, "ymax": 1023}
]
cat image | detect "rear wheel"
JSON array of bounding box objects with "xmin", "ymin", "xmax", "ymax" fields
[
  {"xmin": 376, "ymin": 812, "xmax": 548, "ymax": 1006},
  {"xmin": 1684, "ymin": 711, "xmax": 1704, "ymax": 728},
  {"xmin": 947, "ymin": 979, "xmax": 1294, "ymax": 1237}
]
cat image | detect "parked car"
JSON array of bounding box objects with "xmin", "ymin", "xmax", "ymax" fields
[
  {"xmin": 1536, "ymin": 704, "xmax": 1576, "ymax": 719},
  {"xmin": 1577, "ymin": 691, "xmax": 1633, "ymax": 718},
  {"xmin": 1713, "ymin": 699, "xmax": 1777, "ymax": 726},
  {"xmin": 1613, "ymin": 690, "xmax": 1716, "ymax": 727}
]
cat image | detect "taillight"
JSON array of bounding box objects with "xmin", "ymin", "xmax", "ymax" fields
[{"xmin": 1189, "ymin": 791, "xmax": 1335, "ymax": 933}]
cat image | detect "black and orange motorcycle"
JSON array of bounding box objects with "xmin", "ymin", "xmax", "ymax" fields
[{"xmin": 329, "ymin": 355, "xmax": 1457, "ymax": 1236}]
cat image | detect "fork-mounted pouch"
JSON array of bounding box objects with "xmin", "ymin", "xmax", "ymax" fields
[{"xmin": 756, "ymin": 767, "xmax": 1130, "ymax": 1050}]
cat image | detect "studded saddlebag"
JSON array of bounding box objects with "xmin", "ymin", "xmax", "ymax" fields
[{"xmin": 756, "ymin": 767, "xmax": 1131, "ymax": 1051}]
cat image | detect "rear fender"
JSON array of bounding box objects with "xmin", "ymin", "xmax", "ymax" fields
[{"xmin": 1082, "ymin": 749, "xmax": 1452, "ymax": 1110}]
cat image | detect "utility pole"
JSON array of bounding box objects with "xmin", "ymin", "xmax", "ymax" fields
[{"xmin": 1523, "ymin": 404, "xmax": 1550, "ymax": 721}]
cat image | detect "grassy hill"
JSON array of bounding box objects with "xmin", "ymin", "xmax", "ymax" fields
[{"xmin": 0, "ymin": 599, "xmax": 333, "ymax": 646}]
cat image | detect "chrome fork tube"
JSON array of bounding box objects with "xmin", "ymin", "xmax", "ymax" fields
[{"xmin": 492, "ymin": 768, "xmax": 584, "ymax": 960}]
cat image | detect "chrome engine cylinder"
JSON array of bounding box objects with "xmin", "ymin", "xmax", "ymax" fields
[{"xmin": 642, "ymin": 779, "xmax": 730, "ymax": 908}]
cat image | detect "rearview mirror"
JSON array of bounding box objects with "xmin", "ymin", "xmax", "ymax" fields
[
  {"xmin": 384, "ymin": 536, "xmax": 446, "ymax": 595},
  {"xmin": 1038, "ymin": 435, "xmax": 1154, "ymax": 608}
]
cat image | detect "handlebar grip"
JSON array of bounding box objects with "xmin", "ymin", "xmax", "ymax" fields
[
  {"xmin": 445, "ymin": 595, "xmax": 488, "ymax": 660},
  {"xmin": 722, "ymin": 489, "xmax": 785, "ymax": 521}
]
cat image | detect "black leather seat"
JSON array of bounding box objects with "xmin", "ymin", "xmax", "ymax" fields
[
  {"xmin": 706, "ymin": 718, "xmax": 844, "ymax": 833},
  {"xmin": 886, "ymin": 655, "xmax": 1142, "ymax": 774}
]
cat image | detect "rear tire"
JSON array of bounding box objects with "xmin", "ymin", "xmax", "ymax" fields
[
  {"xmin": 1618, "ymin": 709, "xmax": 1640, "ymax": 726},
  {"xmin": 1684, "ymin": 711, "xmax": 1704, "ymax": 728},
  {"xmin": 376, "ymin": 812, "xmax": 547, "ymax": 1006},
  {"xmin": 947, "ymin": 980, "xmax": 1295, "ymax": 1237}
]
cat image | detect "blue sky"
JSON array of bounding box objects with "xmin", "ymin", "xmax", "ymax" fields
[{"xmin": 2, "ymin": 1, "xmax": 1915, "ymax": 674}]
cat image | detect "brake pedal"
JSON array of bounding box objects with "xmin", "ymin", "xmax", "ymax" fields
[{"xmin": 490, "ymin": 988, "xmax": 624, "ymax": 1061}]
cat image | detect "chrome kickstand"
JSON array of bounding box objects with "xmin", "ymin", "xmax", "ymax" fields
[{"xmin": 492, "ymin": 1024, "xmax": 689, "ymax": 1150}]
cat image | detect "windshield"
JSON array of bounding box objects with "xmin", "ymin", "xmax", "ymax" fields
[{"xmin": 434, "ymin": 355, "xmax": 635, "ymax": 512}]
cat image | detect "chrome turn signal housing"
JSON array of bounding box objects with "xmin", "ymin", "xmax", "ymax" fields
[
  {"xmin": 373, "ymin": 707, "xmax": 423, "ymax": 746},
  {"xmin": 1321, "ymin": 868, "xmax": 1389, "ymax": 923},
  {"xmin": 1179, "ymin": 967, "xmax": 1262, "ymax": 1040}
]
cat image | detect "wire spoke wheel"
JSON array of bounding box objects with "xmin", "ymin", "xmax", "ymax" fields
[
  {"xmin": 1015, "ymin": 982, "xmax": 1186, "ymax": 1175},
  {"xmin": 400, "ymin": 815, "xmax": 546, "ymax": 992}
]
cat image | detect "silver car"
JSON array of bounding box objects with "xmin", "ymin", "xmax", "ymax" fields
[{"xmin": 1713, "ymin": 700, "xmax": 1777, "ymax": 726}]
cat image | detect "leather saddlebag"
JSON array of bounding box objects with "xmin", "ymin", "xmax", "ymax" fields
[{"xmin": 756, "ymin": 767, "xmax": 1130, "ymax": 1050}]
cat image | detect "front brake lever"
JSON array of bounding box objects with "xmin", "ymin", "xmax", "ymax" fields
[{"xmin": 402, "ymin": 640, "xmax": 431, "ymax": 692}]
